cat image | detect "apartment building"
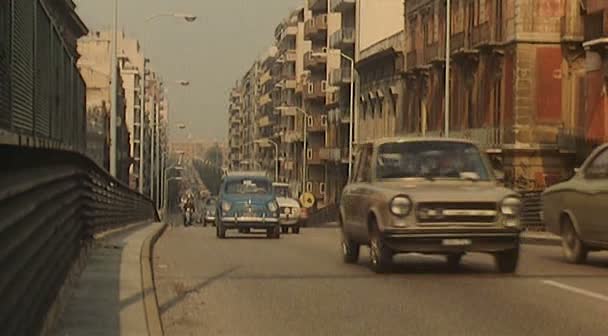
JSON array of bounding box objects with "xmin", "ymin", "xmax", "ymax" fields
[
  {"xmin": 255, "ymin": 46, "xmax": 280, "ymax": 175},
  {"xmin": 228, "ymin": 86, "xmax": 243, "ymax": 170},
  {"xmin": 240, "ymin": 63, "xmax": 260, "ymax": 169},
  {"xmin": 274, "ymin": 7, "xmax": 311, "ymax": 192},
  {"xmin": 403, "ymin": 0, "xmax": 591, "ymax": 191},
  {"xmin": 77, "ymin": 34, "xmax": 130, "ymax": 182}
]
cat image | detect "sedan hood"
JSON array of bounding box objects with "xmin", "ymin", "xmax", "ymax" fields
[
  {"xmin": 374, "ymin": 180, "xmax": 516, "ymax": 203},
  {"xmin": 222, "ymin": 194, "xmax": 275, "ymax": 207}
]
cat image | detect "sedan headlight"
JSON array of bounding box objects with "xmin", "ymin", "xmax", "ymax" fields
[
  {"xmin": 221, "ymin": 201, "xmax": 232, "ymax": 212},
  {"xmin": 283, "ymin": 207, "xmax": 291, "ymax": 215},
  {"xmin": 390, "ymin": 196, "xmax": 412, "ymax": 217},
  {"xmin": 267, "ymin": 201, "xmax": 279, "ymax": 213},
  {"xmin": 500, "ymin": 197, "xmax": 521, "ymax": 216},
  {"xmin": 291, "ymin": 207, "xmax": 300, "ymax": 215}
]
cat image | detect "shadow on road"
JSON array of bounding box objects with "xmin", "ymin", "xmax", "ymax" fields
[{"xmin": 159, "ymin": 266, "xmax": 241, "ymax": 314}]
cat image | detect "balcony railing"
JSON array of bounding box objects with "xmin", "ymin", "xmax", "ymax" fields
[
  {"xmin": 329, "ymin": 28, "xmax": 356, "ymax": 49},
  {"xmin": 471, "ymin": 22, "xmax": 491, "ymax": 47},
  {"xmin": 406, "ymin": 50, "xmax": 418, "ymax": 70},
  {"xmin": 326, "ymin": 90, "xmax": 340, "ymax": 106},
  {"xmin": 259, "ymin": 71, "xmax": 272, "ymax": 85},
  {"xmin": 423, "ymin": 43, "xmax": 441, "ymax": 64},
  {"xmin": 329, "ymin": 67, "xmax": 352, "ymax": 86},
  {"xmin": 285, "ymin": 49, "xmax": 297, "ymax": 62},
  {"xmin": 319, "ymin": 147, "xmax": 341, "ymax": 162},
  {"xmin": 258, "ymin": 93, "xmax": 272, "ymax": 106},
  {"xmin": 331, "ymin": 0, "xmax": 355, "ymax": 12},
  {"xmin": 451, "ymin": 32, "xmax": 465, "ymax": 53},
  {"xmin": 304, "ymin": 51, "xmax": 327, "ymax": 70},
  {"xmin": 304, "ymin": 14, "xmax": 328, "ymax": 39},
  {"xmin": 304, "ymin": 79, "xmax": 326, "ymax": 101},
  {"xmin": 560, "ymin": 15, "xmax": 584, "ymax": 42}
]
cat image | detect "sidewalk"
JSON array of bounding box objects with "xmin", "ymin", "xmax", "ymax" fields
[{"xmin": 54, "ymin": 222, "xmax": 165, "ymax": 336}]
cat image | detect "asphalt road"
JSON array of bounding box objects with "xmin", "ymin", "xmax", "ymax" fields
[{"xmin": 154, "ymin": 226, "xmax": 608, "ymax": 336}]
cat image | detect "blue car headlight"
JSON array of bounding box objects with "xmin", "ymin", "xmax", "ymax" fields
[{"xmin": 221, "ymin": 201, "xmax": 232, "ymax": 212}]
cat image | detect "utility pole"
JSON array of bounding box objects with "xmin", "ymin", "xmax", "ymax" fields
[
  {"xmin": 109, "ymin": 0, "xmax": 118, "ymax": 177},
  {"xmin": 445, "ymin": 0, "xmax": 451, "ymax": 137}
]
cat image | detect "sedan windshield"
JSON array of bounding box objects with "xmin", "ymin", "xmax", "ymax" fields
[
  {"xmin": 225, "ymin": 179, "xmax": 271, "ymax": 194},
  {"xmin": 376, "ymin": 141, "xmax": 491, "ymax": 181},
  {"xmin": 274, "ymin": 186, "xmax": 290, "ymax": 198}
]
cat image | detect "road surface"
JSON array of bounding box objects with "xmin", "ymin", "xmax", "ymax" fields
[{"xmin": 154, "ymin": 227, "xmax": 608, "ymax": 336}]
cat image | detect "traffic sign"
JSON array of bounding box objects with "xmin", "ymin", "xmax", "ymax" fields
[{"xmin": 300, "ymin": 192, "xmax": 315, "ymax": 208}]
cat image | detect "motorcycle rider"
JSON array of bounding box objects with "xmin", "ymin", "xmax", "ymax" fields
[{"xmin": 183, "ymin": 193, "xmax": 196, "ymax": 227}]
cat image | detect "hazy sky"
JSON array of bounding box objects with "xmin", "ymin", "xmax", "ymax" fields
[{"xmin": 74, "ymin": 0, "xmax": 302, "ymax": 142}]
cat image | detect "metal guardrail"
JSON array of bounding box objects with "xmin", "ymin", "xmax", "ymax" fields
[{"xmin": 0, "ymin": 145, "xmax": 158, "ymax": 335}]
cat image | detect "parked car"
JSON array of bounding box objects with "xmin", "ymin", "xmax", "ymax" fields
[
  {"xmin": 339, "ymin": 138, "xmax": 522, "ymax": 273},
  {"xmin": 542, "ymin": 143, "xmax": 608, "ymax": 263},
  {"xmin": 273, "ymin": 183, "xmax": 302, "ymax": 234},
  {"xmin": 203, "ymin": 197, "xmax": 218, "ymax": 227},
  {"xmin": 216, "ymin": 174, "xmax": 281, "ymax": 239}
]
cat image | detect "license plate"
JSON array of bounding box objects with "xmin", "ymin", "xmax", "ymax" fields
[{"xmin": 442, "ymin": 239, "xmax": 472, "ymax": 246}]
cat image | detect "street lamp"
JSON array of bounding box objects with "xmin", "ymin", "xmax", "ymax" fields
[
  {"xmin": 151, "ymin": 80, "xmax": 190, "ymax": 203},
  {"xmin": 254, "ymin": 139, "xmax": 279, "ymax": 182},
  {"xmin": 276, "ymin": 106, "xmax": 308, "ymax": 194},
  {"xmin": 445, "ymin": 0, "xmax": 451, "ymax": 137}
]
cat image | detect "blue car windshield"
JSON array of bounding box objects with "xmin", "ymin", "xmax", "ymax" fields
[{"xmin": 225, "ymin": 178, "xmax": 271, "ymax": 194}]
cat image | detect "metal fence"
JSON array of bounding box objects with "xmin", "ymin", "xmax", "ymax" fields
[
  {"xmin": 0, "ymin": 145, "xmax": 158, "ymax": 335},
  {"xmin": 0, "ymin": 0, "xmax": 86, "ymax": 152}
]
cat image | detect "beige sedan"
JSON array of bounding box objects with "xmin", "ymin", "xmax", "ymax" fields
[
  {"xmin": 339, "ymin": 138, "xmax": 522, "ymax": 273},
  {"xmin": 542, "ymin": 143, "xmax": 608, "ymax": 263}
]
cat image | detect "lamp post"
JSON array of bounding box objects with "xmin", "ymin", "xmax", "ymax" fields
[
  {"xmin": 254, "ymin": 139, "xmax": 279, "ymax": 182},
  {"xmin": 312, "ymin": 51, "xmax": 355, "ymax": 178},
  {"xmin": 141, "ymin": 11, "xmax": 196, "ymax": 198},
  {"xmin": 445, "ymin": 0, "xmax": 451, "ymax": 137},
  {"xmin": 110, "ymin": 0, "xmax": 118, "ymax": 177},
  {"xmin": 151, "ymin": 80, "xmax": 190, "ymax": 205},
  {"xmin": 276, "ymin": 106, "xmax": 308, "ymax": 195}
]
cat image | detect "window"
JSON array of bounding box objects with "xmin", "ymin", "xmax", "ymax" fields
[
  {"xmin": 321, "ymin": 115, "xmax": 327, "ymax": 126},
  {"xmin": 319, "ymin": 182, "xmax": 326, "ymax": 194},
  {"xmin": 225, "ymin": 178, "xmax": 272, "ymax": 194},
  {"xmin": 307, "ymin": 115, "xmax": 313, "ymax": 127},
  {"xmin": 306, "ymin": 182, "xmax": 313, "ymax": 192},
  {"xmin": 585, "ymin": 149, "xmax": 608, "ymax": 179},
  {"xmin": 307, "ymin": 148, "xmax": 313, "ymax": 160}
]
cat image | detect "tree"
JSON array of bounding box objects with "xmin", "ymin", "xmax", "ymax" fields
[{"xmin": 193, "ymin": 145, "xmax": 224, "ymax": 195}]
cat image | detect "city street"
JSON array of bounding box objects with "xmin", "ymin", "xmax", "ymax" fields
[{"xmin": 154, "ymin": 226, "xmax": 608, "ymax": 336}]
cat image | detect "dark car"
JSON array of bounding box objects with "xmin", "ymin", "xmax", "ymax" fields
[
  {"xmin": 216, "ymin": 174, "xmax": 281, "ymax": 239},
  {"xmin": 542, "ymin": 143, "xmax": 608, "ymax": 263}
]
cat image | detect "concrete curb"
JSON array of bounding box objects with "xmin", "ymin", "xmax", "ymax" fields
[{"xmin": 140, "ymin": 222, "xmax": 168, "ymax": 336}]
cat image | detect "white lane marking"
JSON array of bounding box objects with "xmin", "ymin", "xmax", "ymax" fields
[{"xmin": 541, "ymin": 280, "xmax": 608, "ymax": 303}]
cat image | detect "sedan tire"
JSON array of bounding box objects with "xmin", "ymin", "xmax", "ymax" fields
[
  {"xmin": 369, "ymin": 223, "xmax": 393, "ymax": 273},
  {"xmin": 446, "ymin": 253, "xmax": 464, "ymax": 269},
  {"xmin": 341, "ymin": 232, "xmax": 360, "ymax": 264},
  {"xmin": 561, "ymin": 217, "xmax": 588, "ymax": 264},
  {"xmin": 494, "ymin": 248, "xmax": 519, "ymax": 273},
  {"xmin": 292, "ymin": 226, "xmax": 300, "ymax": 234}
]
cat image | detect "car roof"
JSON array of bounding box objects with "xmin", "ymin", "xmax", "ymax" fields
[
  {"xmin": 272, "ymin": 183, "xmax": 289, "ymax": 187},
  {"xmin": 358, "ymin": 136, "xmax": 477, "ymax": 147},
  {"xmin": 222, "ymin": 175, "xmax": 272, "ymax": 182}
]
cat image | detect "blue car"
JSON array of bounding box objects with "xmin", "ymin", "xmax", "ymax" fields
[{"xmin": 216, "ymin": 174, "xmax": 281, "ymax": 239}]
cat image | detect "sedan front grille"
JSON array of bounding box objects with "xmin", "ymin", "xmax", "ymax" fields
[{"xmin": 416, "ymin": 202, "xmax": 498, "ymax": 224}]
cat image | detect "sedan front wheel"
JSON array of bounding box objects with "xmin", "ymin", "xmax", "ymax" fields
[
  {"xmin": 369, "ymin": 226, "xmax": 393, "ymax": 273},
  {"xmin": 561, "ymin": 217, "xmax": 588, "ymax": 264}
]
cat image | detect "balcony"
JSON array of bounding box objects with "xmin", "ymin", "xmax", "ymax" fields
[
  {"xmin": 304, "ymin": 79, "xmax": 326, "ymax": 101},
  {"xmin": 329, "ymin": 28, "xmax": 356, "ymax": 49},
  {"xmin": 423, "ymin": 43, "xmax": 442, "ymax": 64},
  {"xmin": 449, "ymin": 127, "xmax": 503, "ymax": 151},
  {"xmin": 308, "ymin": 0, "xmax": 327, "ymax": 11},
  {"xmin": 319, "ymin": 148, "xmax": 341, "ymax": 162},
  {"xmin": 326, "ymin": 90, "xmax": 340, "ymax": 107},
  {"xmin": 304, "ymin": 51, "xmax": 327, "ymax": 71},
  {"xmin": 339, "ymin": 107, "xmax": 351, "ymax": 124},
  {"xmin": 304, "ymin": 14, "xmax": 328, "ymax": 40},
  {"xmin": 257, "ymin": 116, "xmax": 272, "ymax": 128},
  {"xmin": 259, "ymin": 71, "xmax": 272, "ymax": 85},
  {"xmin": 451, "ymin": 32, "xmax": 465, "ymax": 53},
  {"xmin": 331, "ymin": 0, "xmax": 355, "ymax": 12},
  {"xmin": 284, "ymin": 49, "xmax": 297, "ymax": 62},
  {"xmin": 330, "ymin": 67, "xmax": 353, "ymax": 86},
  {"xmin": 471, "ymin": 22, "xmax": 492, "ymax": 48},
  {"xmin": 258, "ymin": 93, "xmax": 272, "ymax": 106},
  {"xmin": 229, "ymin": 115, "xmax": 241, "ymax": 124},
  {"xmin": 561, "ymin": 15, "xmax": 584, "ymax": 43},
  {"xmin": 406, "ymin": 50, "xmax": 418, "ymax": 71},
  {"xmin": 307, "ymin": 148, "xmax": 322, "ymax": 164},
  {"xmin": 282, "ymin": 130, "xmax": 303, "ymax": 143}
]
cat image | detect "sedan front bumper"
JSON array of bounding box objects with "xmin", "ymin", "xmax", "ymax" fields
[
  {"xmin": 382, "ymin": 231, "xmax": 520, "ymax": 253},
  {"xmin": 279, "ymin": 214, "xmax": 299, "ymax": 226},
  {"xmin": 221, "ymin": 216, "xmax": 279, "ymax": 229}
]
